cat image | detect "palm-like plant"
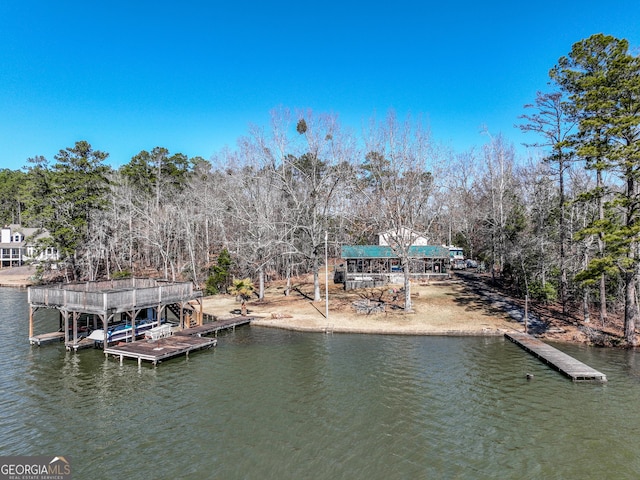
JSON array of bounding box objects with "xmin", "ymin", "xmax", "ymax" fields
[{"xmin": 228, "ymin": 278, "xmax": 255, "ymax": 315}]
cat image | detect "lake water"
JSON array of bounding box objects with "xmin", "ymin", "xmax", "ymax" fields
[{"xmin": 1, "ymin": 287, "xmax": 640, "ymax": 479}]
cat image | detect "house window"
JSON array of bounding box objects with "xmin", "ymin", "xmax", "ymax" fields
[{"xmin": 13, "ymin": 234, "xmax": 23, "ymax": 242}]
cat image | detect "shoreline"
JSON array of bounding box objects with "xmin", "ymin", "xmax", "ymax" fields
[
  {"xmin": 251, "ymin": 316, "xmax": 515, "ymax": 337},
  {"xmin": 0, "ymin": 282, "xmax": 32, "ymax": 288},
  {"xmin": 253, "ymin": 322, "xmax": 512, "ymax": 337},
  {"xmin": 1, "ymin": 267, "xmax": 575, "ymax": 341},
  {"xmin": 0, "ymin": 266, "xmax": 37, "ymax": 288}
]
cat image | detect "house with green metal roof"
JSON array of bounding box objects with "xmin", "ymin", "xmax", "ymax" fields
[{"xmin": 338, "ymin": 244, "xmax": 450, "ymax": 290}]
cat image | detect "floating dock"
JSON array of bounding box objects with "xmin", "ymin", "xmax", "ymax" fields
[
  {"xmin": 505, "ymin": 332, "xmax": 607, "ymax": 382},
  {"xmin": 29, "ymin": 331, "xmax": 65, "ymax": 346},
  {"xmin": 104, "ymin": 316, "xmax": 253, "ymax": 365},
  {"xmin": 68, "ymin": 337, "xmax": 96, "ymax": 351},
  {"xmin": 105, "ymin": 335, "xmax": 217, "ymax": 366}
]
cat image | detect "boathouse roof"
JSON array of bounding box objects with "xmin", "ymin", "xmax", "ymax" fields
[{"xmin": 341, "ymin": 245, "xmax": 449, "ymax": 259}]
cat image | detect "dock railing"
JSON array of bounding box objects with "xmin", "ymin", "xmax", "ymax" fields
[{"xmin": 28, "ymin": 279, "xmax": 201, "ymax": 313}]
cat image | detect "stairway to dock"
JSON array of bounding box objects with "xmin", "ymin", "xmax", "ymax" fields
[{"xmin": 505, "ymin": 332, "xmax": 607, "ymax": 382}]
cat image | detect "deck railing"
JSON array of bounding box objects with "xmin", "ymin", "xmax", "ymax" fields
[{"xmin": 28, "ymin": 280, "xmax": 201, "ymax": 313}]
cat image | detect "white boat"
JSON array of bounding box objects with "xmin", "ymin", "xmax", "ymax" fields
[{"xmin": 88, "ymin": 318, "xmax": 160, "ymax": 343}]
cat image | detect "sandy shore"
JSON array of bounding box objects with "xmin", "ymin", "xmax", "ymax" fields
[{"xmin": 0, "ymin": 266, "xmax": 37, "ymax": 287}]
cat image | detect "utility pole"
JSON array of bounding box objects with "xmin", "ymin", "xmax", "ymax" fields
[{"xmin": 325, "ymin": 231, "xmax": 329, "ymax": 320}]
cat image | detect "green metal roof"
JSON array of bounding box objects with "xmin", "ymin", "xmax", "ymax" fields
[{"xmin": 341, "ymin": 245, "xmax": 449, "ymax": 259}]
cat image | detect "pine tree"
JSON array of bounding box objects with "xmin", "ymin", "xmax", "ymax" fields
[
  {"xmin": 205, "ymin": 248, "xmax": 232, "ymax": 295},
  {"xmin": 50, "ymin": 141, "xmax": 111, "ymax": 280},
  {"xmin": 552, "ymin": 34, "xmax": 640, "ymax": 344}
]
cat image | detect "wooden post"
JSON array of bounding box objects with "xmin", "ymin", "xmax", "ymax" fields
[
  {"xmin": 73, "ymin": 311, "xmax": 78, "ymax": 347},
  {"xmin": 28, "ymin": 306, "xmax": 34, "ymax": 339},
  {"xmin": 131, "ymin": 310, "xmax": 138, "ymax": 343},
  {"xmin": 524, "ymin": 295, "xmax": 529, "ymax": 334},
  {"xmin": 63, "ymin": 311, "xmax": 69, "ymax": 346},
  {"xmin": 102, "ymin": 314, "xmax": 108, "ymax": 352}
]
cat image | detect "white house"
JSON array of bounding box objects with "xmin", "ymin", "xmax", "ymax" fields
[
  {"xmin": 378, "ymin": 227, "xmax": 429, "ymax": 247},
  {"xmin": 0, "ymin": 224, "xmax": 59, "ymax": 268}
]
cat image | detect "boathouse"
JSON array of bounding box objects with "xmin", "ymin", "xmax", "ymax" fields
[{"xmin": 28, "ymin": 278, "xmax": 203, "ymax": 351}]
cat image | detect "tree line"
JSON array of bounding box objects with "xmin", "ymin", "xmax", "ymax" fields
[{"xmin": 1, "ymin": 34, "xmax": 638, "ymax": 343}]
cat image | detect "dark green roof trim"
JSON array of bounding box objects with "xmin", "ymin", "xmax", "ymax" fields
[{"xmin": 341, "ymin": 245, "xmax": 449, "ymax": 259}]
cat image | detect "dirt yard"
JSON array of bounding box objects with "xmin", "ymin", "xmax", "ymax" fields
[{"xmin": 201, "ymin": 274, "xmax": 528, "ymax": 336}]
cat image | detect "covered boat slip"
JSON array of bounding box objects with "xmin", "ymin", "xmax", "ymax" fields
[
  {"xmin": 27, "ymin": 278, "xmax": 203, "ymax": 351},
  {"xmin": 340, "ymin": 245, "xmax": 450, "ymax": 290}
]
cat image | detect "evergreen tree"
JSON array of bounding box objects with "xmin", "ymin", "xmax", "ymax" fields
[
  {"xmin": 120, "ymin": 147, "xmax": 191, "ymax": 207},
  {"xmin": 21, "ymin": 156, "xmax": 54, "ymax": 229},
  {"xmin": 205, "ymin": 248, "xmax": 232, "ymax": 295},
  {"xmin": 552, "ymin": 34, "xmax": 640, "ymax": 344},
  {"xmin": 50, "ymin": 141, "xmax": 111, "ymax": 280},
  {"xmin": 0, "ymin": 168, "xmax": 26, "ymax": 225}
]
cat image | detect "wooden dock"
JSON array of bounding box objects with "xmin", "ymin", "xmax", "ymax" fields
[
  {"xmin": 29, "ymin": 331, "xmax": 65, "ymax": 346},
  {"xmin": 103, "ymin": 316, "xmax": 251, "ymax": 365},
  {"xmin": 505, "ymin": 332, "xmax": 607, "ymax": 382},
  {"xmin": 175, "ymin": 316, "xmax": 253, "ymax": 337},
  {"xmin": 67, "ymin": 337, "xmax": 96, "ymax": 351},
  {"xmin": 104, "ymin": 335, "xmax": 217, "ymax": 366}
]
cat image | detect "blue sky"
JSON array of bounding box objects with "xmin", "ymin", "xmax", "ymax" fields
[{"xmin": 1, "ymin": 1, "xmax": 639, "ymax": 170}]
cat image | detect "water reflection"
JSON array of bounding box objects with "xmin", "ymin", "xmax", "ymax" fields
[{"xmin": 2, "ymin": 288, "xmax": 640, "ymax": 478}]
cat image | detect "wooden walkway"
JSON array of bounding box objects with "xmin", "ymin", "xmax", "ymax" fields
[
  {"xmin": 103, "ymin": 316, "xmax": 252, "ymax": 365},
  {"xmin": 505, "ymin": 332, "xmax": 607, "ymax": 382},
  {"xmin": 67, "ymin": 337, "xmax": 95, "ymax": 351},
  {"xmin": 105, "ymin": 336, "xmax": 217, "ymax": 366},
  {"xmin": 29, "ymin": 331, "xmax": 64, "ymax": 346},
  {"xmin": 175, "ymin": 316, "xmax": 253, "ymax": 337}
]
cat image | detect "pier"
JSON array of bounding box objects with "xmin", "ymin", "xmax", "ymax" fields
[
  {"xmin": 175, "ymin": 316, "xmax": 253, "ymax": 337},
  {"xmin": 505, "ymin": 332, "xmax": 607, "ymax": 382},
  {"xmin": 29, "ymin": 331, "xmax": 64, "ymax": 346},
  {"xmin": 105, "ymin": 335, "xmax": 217, "ymax": 366},
  {"xmin": 104, "ymin": 316, "xmax": 253, "ymax": 365}
]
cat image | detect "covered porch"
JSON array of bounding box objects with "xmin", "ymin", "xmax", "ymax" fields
[{"xmin": 340, "ymin": 245, "xmax": 450, "ymax": 290}]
